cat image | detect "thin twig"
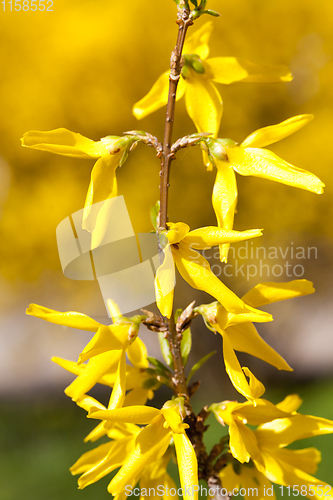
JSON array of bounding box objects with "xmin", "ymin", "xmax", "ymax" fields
[
  {"xmin": 158, "ymin": 6, "xmax": 193, "ymax": 401},
  {"xmin": 159, "ymin": 8, "xmax": 193, "ymax": 230}
]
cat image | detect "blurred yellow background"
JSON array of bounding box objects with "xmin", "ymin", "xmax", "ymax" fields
[
  {"xmin": 1, "ymin": 0, "xmax": 333, "ymax": 497},
  {"xmin": 1, "ymin": 0, "xmax": 332, "ymax": 390}
]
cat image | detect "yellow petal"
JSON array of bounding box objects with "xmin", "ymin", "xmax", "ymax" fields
[
  {"xmin": 88, "ymin": 405, "xmax": 161, "ymax": 424},
  {"xmin": 123, "ymin": 388, "xmax": 151, "ymax": 407},
  {"xmin": 221, "ymin": 305, "xmax": 272, "ymax": 328},
  {"xmin": 229, "ymin": 146, "xmax": 325, "ymax": 194},
  {"xmin": 272, "ymin": 447, "xmax": 321, "ymax": 475},
  {"xmin": 21, "ymin": 128, "xmax": 114, "ymax": 158},
  {"xmin": 167, "ymin": 222, "xmax": 190, "ymax": 245},
  {"xmin": 223, "ymin": 332, "xmax": 257, "ymax": 401},
  {"xmin": 84, "ymin": 422, "xmax": 108, "ymax": 443},
  {"xmin": 242, "ymin": 279, "xmax": 315, "ymax": 308},
  {"xmin": 78, "ymin": 325, "xmax": 128, "ymax": 364},
  {"xmin": 254, "ymin": 449, "xmax": 332, "ymax": 500},
  {"xmin": 228, "ymin": 419, "xmax": 252, "ymax": 463},
  {"xmin": 213, "ymin": 398, "xmax": 292, "ymax": 427},
  {"xmin": 242, "ymin": 367, "xmax": 266, "ymax": 400},
  {"xmin": 70, "ymin": 441, "xmax": 114, "ymax": 476},
  {"xmin": 173, "ymin": 433, "xmax": 199, "ymax": 500},
  {"xmin": 183, "ymin": 21, "xmax": 213, "ymax": 60},
  {"xmin": 82, "ymin": 153, "xmax": 121, "ymax": 232},
  {"xmin": 133, "ymin": 71, "xmax": 186, "ymax": 119},
  {"xmin": 26, "ymin": 304, "xmax": 101, "ymax": 332},
  {"xmin": 256, "ymin": 414, "xmax": 333, "ymax": 448},
  {"xmin": 161, "ymin": 407, "xmax": 186, "ymax": 435},
  {"xmin": 241, "ymin": 115, "xmax": 313, "ymax": 149},
  {"xmin": 155, "ymin": 243, "xmax": 175, "ymax": 319},
  {"xmin": 226, "ymin": 323, "xmax": 292, "ymax": 371},
  {"xmin": 65, "ymin": 351, "xmax": 121, "ymax": 402},
  {"xmin": 89, "ymin": 174, "xmax": 118, "ymax": 248},
  {"xmin": 107, "ymin": 299, "xmax": 123, "ymax": 322},
  {"xmin": 74, "ymin": 438, "xmax": 133, "ymax": 489},
  {"xmin": 127, "ymin": 337, "xmax": 149, "ymax": 369},
  {"xmin": 107, "ymin": 348, "xmax": 127, "ymax": 409},
  {"xmin": 52, "ymin": 356, "xmax": 84, "ymax": 376},
  {"xmin": 184, "ymin": 226, "xmax": 262, "ymax": 250},
  {"xmin": 76, "ymin": 394, "xmax": 106, "ymax": 413},
  {"xmin": 108, "ymin": 415, "xmax": 171, "ymax": 495},
  {"xmin": 185, "ymin": 69, "xmax": 222, "ymax": 136},
  {"xmin": 276, "ymin": 394, "xmax": 303, "ymax": 413},
  {"xmin": 102, "ymin": 365, "xmax": 153, "ymax": 391},
  {"xmin": 205, "ymin": 57, "xmax": 292, "ymax": 84},
  {"xmin": 173, "ymin": 242, "xmax": 246, "ymax": 312},
  {"xmin": 211, "ymin": 162, "xmax": 238, "ymax": 262}
]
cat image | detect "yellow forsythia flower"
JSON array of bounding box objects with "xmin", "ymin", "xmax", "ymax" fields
[
  {"xmin": 155, "ymin": 222, "xmax": 264, "ymax": 318},
  {"xmin": 206, "ymin": 114, "xmax": 325, "ymax": 262},
  {"xmin": 210, "ymin": 395, "xmax": 333, "ymax": 500},
  {"xmin": 21, "ymin": 128, "xmax": 135, "ymax": 231},
  {"xmin": 26, "ymin": 303, "xmax": 149, "ymax": 405},
  {"xmin": 133, "ymin": 22, "xmax": 291, "ymax": 167},
  {"xmin": 88, "ymin": 398, "xmax": 198, "ymax": 500},
  {"xmin": 198, "ymin": 280, "xmax": 314, "ymax": 401}
]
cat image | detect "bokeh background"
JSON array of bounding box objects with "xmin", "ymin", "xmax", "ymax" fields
[{"xmin": 0, "ymin": 0, "xmax": 333, "ymax": 498}]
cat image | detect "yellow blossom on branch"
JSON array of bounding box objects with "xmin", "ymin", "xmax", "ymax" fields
[
  {"xmin": 26, "ymin": 303, "xmax": 150, "ymax": 405},
  {"xmin": 21, "ymin": 128, "xmax": 136, "ymax": 231},
  {"xmin": 210, "ymin": 395, "xmax": 333, "ymax": 499},
  {"xmin": 204, "ymin": 115, "xmax": 324, "ymax": 261},
  {"xmin": 155, "ymin": 222, "xmax": 266, "ymax": 318},
  {"xmin": 88, "ymin": 398, "xmax": 198, "ymax": 500},
  {"xmin": 197, "ymin": 279, "xmax": 314, "ymax": 401},
  {"xmin": 133, "ymin": 22, "xmax": 292, "ymax": 161}
]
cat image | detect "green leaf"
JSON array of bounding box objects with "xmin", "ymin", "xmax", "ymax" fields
[
  {"xmin": 203, "ymin": 9, "xmax": 220, "ymax": 17},
  {"xmin": 175, "ymin": 308, "xmax": 192, "ymax": 367},
  {"xmin": 142, "ymin": 377, "xmax": 160, "ymax": 390},
  {"xmin": 158, "ymin": 331, "xmax": 173, "ymax": 367},
  {"xmin": 187, "ymin": 351, "xmax": 217, "ymax": 383},
  {"xmin": 147, "ymin": 356, "xmax": 172, "ymax": 375},
  {"xmin": 150, "ymin": 200, "xmax": 160, "ymax": 232},
  {"xmin": 180, "ymin": 326, "xmax": 192, "ymax": 366},
  {"xmin": 189, "ymin": 0, "xmax": 198, "ymax": 7}
]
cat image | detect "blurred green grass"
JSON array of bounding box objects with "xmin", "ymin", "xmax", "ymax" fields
[{"xmin": 1, "ymin": 378, "xmax": 332, "ymax": 499}]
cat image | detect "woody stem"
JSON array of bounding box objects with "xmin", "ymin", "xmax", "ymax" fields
[{"xmin": 159, "ymin": 7, "xmax": 193, "ymax": 400}]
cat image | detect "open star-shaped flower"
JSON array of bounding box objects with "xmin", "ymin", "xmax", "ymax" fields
[
  {"xmin": 133, "ymin": 21, "xmax": 292, "ymax": 167},
  {"xmin": 21, "ymin": 128, "xmax": 136, "ymax": 231},
  {"xmin": 210, "ymin": 395, "xmax": 333, "ymax": 499},
  {"xmin": 198, "ymin": 280, "xmax": 314, "ymax": 401},
  {"xmin": 205, "ymin": 114, "xmax": 325, "ymax": 261},
  {"xmin": 155, "ymin": 222, "xmax": 265, "ymax": 318}
]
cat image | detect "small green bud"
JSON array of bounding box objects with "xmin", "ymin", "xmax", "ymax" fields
[
  {"xmin": 181, "ymin": 64, "xmax": 190, "ymax": 80},
  {"xmin": 183, "ymin": 54, "xmax": 205, "ymax": 74},
  {"xmin": 205, "ymin": 138, "xmax": 229, "ymax": 162},
  {"xmin": 191, "ymin": 57, "xmax": 205, "ymax": 74}
]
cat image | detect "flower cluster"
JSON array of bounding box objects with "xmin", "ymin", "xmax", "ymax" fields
[{"xmin": 23, "ymin": 4, "xmax": 331, "ymax": 500}]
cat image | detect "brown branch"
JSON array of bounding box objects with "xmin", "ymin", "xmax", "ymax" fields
[
  {"xmin": 159, "ymin": 8, "xmax": 193, "ymax": 230},
  {"xmin": 157, "ymin": 7, "xmax": 193, "ymax": 403}
]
